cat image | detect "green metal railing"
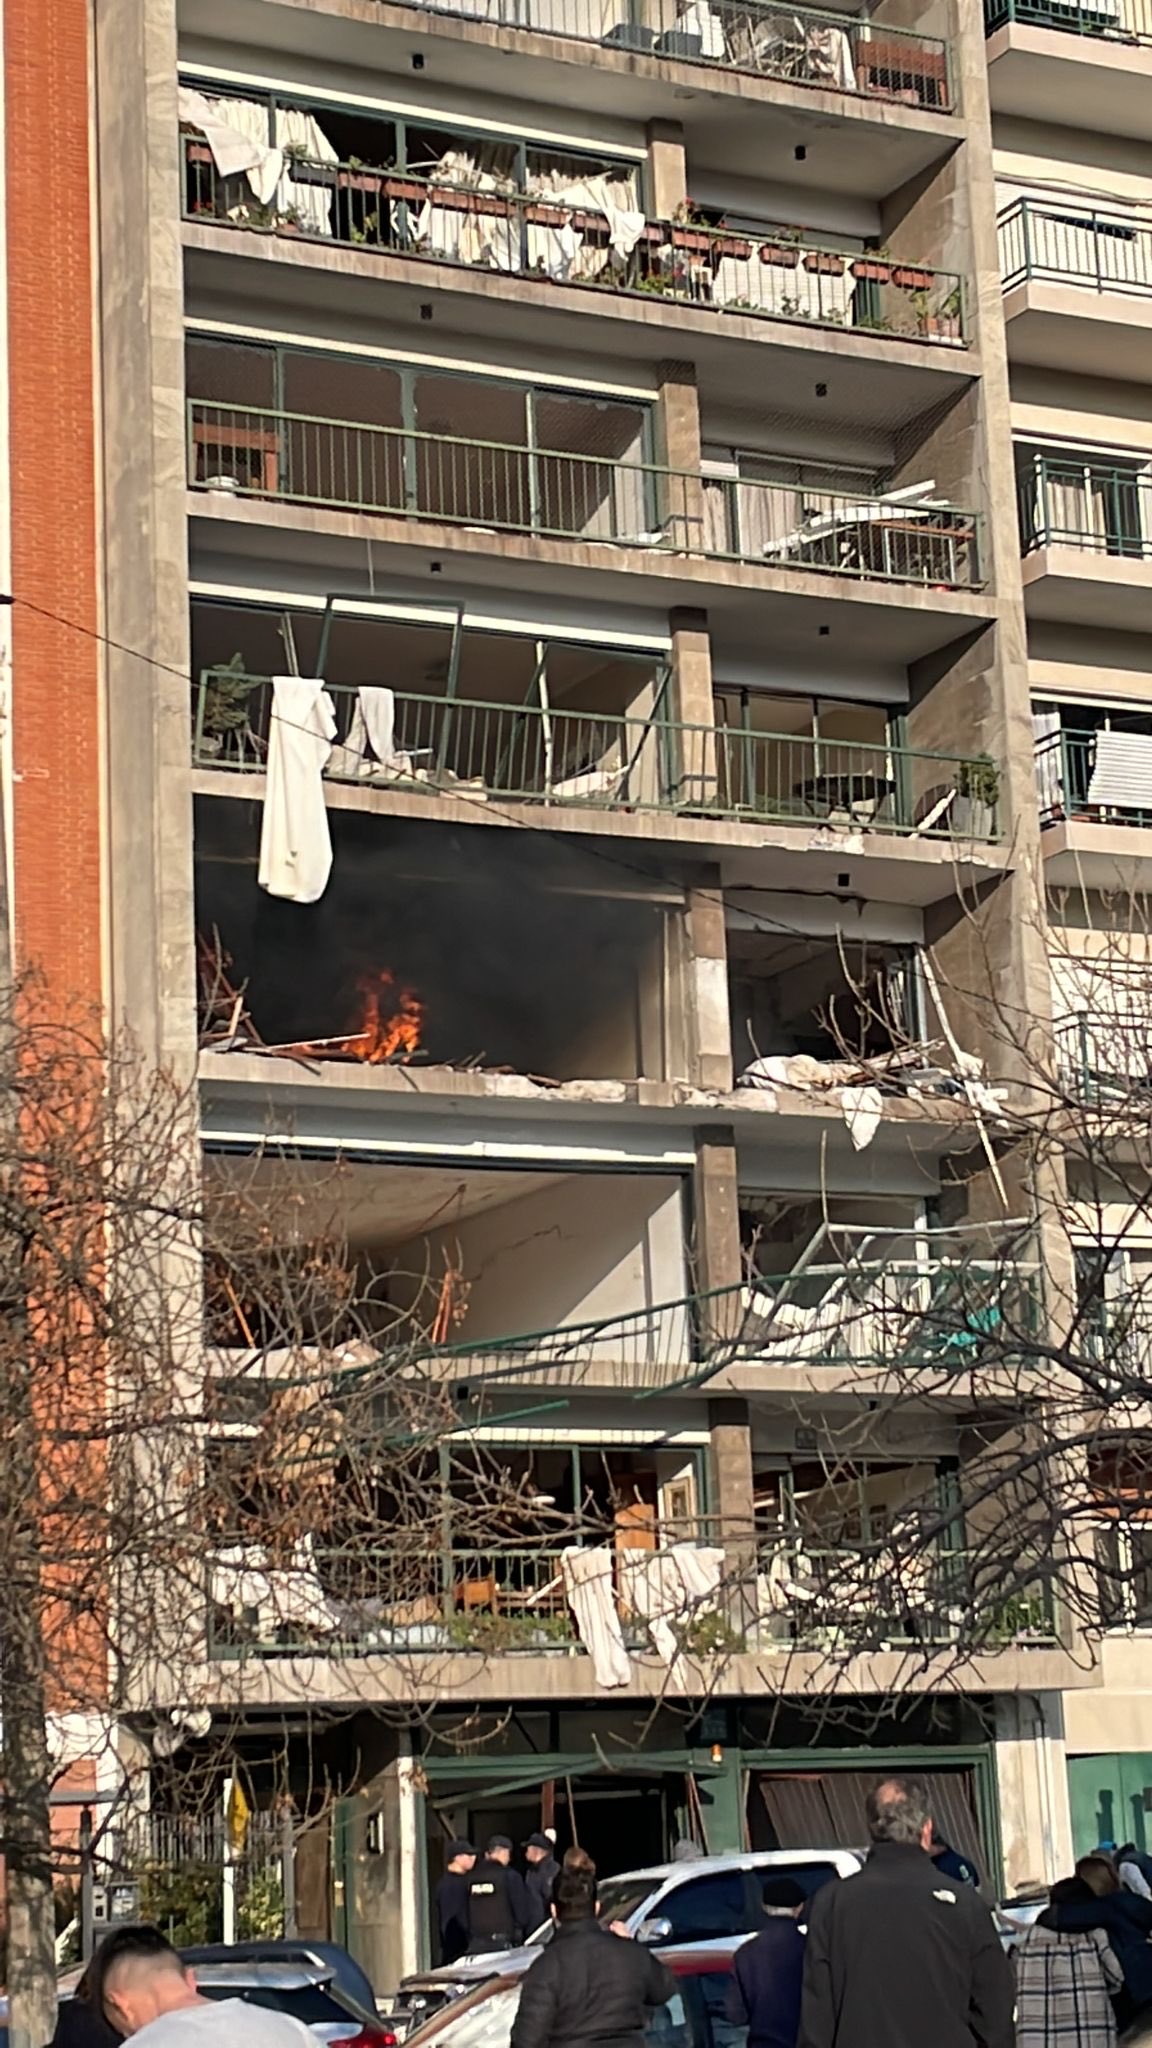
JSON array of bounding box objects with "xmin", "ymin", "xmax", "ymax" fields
[
  {"xmin": 999, "ymin": 198, "xmax": 1152, "ymax": 297},
  {"xmin": 193, "ymin": 672, "xmax": 1002, "ymax": 841},
  {"xmin": 1055, "ymin": 1014, "xmax": 1152, "ymax": 1100},
  {"xmin": 184, "ymin": 142, "xmax": 966, "ymax": 347},
  {"xmin": 734, "ymin": 1258, "xmax": 1042, "ymax": 1371},
  {"xmin": 985, "ymin": 0, "xmax": 1152, "ymax": 43},
  {"xmin": 187, "ymin": 400, "xmax": 983, "ymax": 589},
  {"xmin": 1017, "ymin": 455, "xmax": 1152, "ymax": 559},
  {"xmin": 371, "ymin": 0, "xmax": 954, "ymax": 109},
  {"xmin": 1035, "ymin": 727, "xmax": 1152, "ymax": 826},
  {"xmin": 207, "ymin": 1530, "xmax": 1055, "ymax": 1659}
]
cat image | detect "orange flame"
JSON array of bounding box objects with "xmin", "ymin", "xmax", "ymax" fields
[{"xmin": 351, "ymin": 970, "xmax": 423, "ymax": 1064}]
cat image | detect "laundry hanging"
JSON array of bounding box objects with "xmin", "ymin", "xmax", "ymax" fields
[
  {"xmin": 258, "ymin": 677, "xmax": 338, "ymax": 903},
  {"xmin": 561, "ymin": 1546, "xmax": 631, "ymax": 1688},
  {"xmin": 179, "ymin": 87, "xmax": 284, "ymax": 206}
]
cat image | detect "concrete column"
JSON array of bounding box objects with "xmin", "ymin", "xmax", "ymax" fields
[
  {"xmin": 994, "ymin": 1693, "xmax": 1074, "ymax": 1891},
  {"xmin": 657, "ymin": 360, "xmax": 705, "ymax": 556},
  {"xmin": 694, "ymin": 1126, "xmax": 743, "ymax": 1350},
  {"xmin": 670, "ymin": 606, "xmax": 716, "ymax": 805},
  {"xmin": 708, "ymin": 1395, "xmax": 757, "ymax": 1633},
  {"xmin": 646, "ymin": 120, "xmax": 687, "ymax": 220},
  {"xmin": 685, "ymin": 868, "xmax": 732, "ymax": 1092}
]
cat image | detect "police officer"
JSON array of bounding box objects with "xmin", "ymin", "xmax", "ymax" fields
[
  {"xmin": 465, "ymin": 1834, "xmax": 533, "ymax": 1953},
  {"xmin": 435, "ymin": 1838, "xmax": 476, "ymax": 1964}
]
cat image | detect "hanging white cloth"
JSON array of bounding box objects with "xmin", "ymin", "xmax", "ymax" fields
[
  {"xmin": 620, "ymin": 1544, "xmax": 727, "ymax": 1664},
  {"xmin": 274, "ymin": 106, "xmax": 339, "ymax": 236},
  {"xmin": 179, "ymin": 87, "xmax": 284, "ymax": 207},
  {"xmin": 259, "ymin": 677, "xmax": 337, "ymax": 903},
  {"xmin": 842, "ymin": 1083, "xmax": 884, "ymax": 1151},
  {"xmin": 1032, "ymin": 700, "xmax": 1063, "ymax": 819},
  {"xmin": 561, "ymin": 1546, "xmax": 631, "ymax": 1688},
  {"xmin": 1087, "ymin": 728, "xmax": 1152, "ymax": 811},
  {"xmin": 327, "ymin": 687, "xmax": 410, "ymax": 782}
]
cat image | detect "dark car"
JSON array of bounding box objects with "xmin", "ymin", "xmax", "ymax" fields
[
  {"xmin": 192, "ymin": 1958, "xmax": 395, "ymax": 2047},
  {"xmin": 183, "ymin": 1942, "xmax": 379, "ymax": 2021}
]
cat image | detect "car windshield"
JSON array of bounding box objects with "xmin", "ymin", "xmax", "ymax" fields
[{"xmin": 595, "ymin": 1880, "xmax": 661, "ymax": 1927}]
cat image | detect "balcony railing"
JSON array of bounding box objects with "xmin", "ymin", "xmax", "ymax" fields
[
  {"xmin": 1000, "ymin": 198, "xmax": 1152, "ymax": 296},
  {"xmin": 184, "ymin": 144, "xmax": 965, "ymax": 348},
  {"xmin": 1036, "ymin": 727, "xmax": 1152, "ymax": 828},
  {"xmin": 1055, "ymin": 1013, "xmax": 1152, "ymax": 1101},
  {"xmin": 734, "ymin": 1258, "xmax": 1041, "ymax": 1370},
  {"xmin": 985, "ymin": 0, "xmax": 1152, "ymax": 44},
  {"xmin": 188, "ymin": 401, "xmax": 983, "ymax": 590},
  {"xmin": 370, "ymin": 0, "xmax": 954, "ymax": 109},
  {"xmin": 193, "ymin": 672, "xmax": 1002, "ymax": 841},
  {"xmin": 1017, "ymin": 455, "xmax": 1152, "ymax": 559},
  {"xmin": 207, "ymin": 1528, "xmax": 1055, "ymax": 1658}
]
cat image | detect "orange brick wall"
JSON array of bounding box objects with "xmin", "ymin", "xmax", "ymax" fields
[{"xmin": 4, "ymin": 0, "xmax": 102, "ymax": 1003}]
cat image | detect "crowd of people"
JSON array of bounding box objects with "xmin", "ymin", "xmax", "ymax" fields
[{"xmin": 43, "ymin": 1776, "xmax": 1152, "ymax": 2048}]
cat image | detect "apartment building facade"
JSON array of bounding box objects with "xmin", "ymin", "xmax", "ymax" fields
[
  {"xmin": 987, "ymin": 0, "xmax": 1152, "ymax": 1864},
  {"xmin": 10, "ymin": 0, "xmax": 1152, "ymax": 1986}
]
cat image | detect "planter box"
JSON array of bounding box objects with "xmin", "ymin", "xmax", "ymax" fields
[
  {"xmin": 892, "ymin": 266, "xmax": 934, "ymax": 291},
  {"xmin": 759, "ymin": 243, "xmax": 800, "ymax": 267},
  {"xmin": 285, "ymin": 158, "xmax": 338, "ymax": 187},
  {"xmin": 851, "ymin": 258, "xmax": 893, "ymax": 283},
  {"xmin": 922, "ymin": 313, "xmax": 962, "ymax": 339},
  {"xmin": 382, "ymin": 177, "xmax": 429, "ymax": 204},
  {"xmin": 804, "ymin": 250, "xmax": 845, "ymax": 275},
  {"xmin": 338, "ymin": 169, "xmax": 387, "ymax": 195},
  {"xmin": 713, "ymin": 236, "xmax": 753, "ymax": 261},
  {"xmin": 671, "ymin": 227, "xmax": 713, "ymax": 254}
]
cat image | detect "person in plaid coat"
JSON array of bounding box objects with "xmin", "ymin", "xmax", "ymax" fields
[{"xmin": 1014, "ymin": 1911, "xmax": 1123, "ymax": 2048}]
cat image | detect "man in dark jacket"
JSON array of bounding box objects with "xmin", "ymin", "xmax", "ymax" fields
[
  {"xmin": 466, "ymin": 1835, "xmax": 534, "ymax": 1953},
  {"xmin": 798, "ymin": 1776, "xmax": 1014, "ymax": 2048},
  {"xmin": 524, "ymin": 1833, "xmax": 562, "ymax": 1931},
  {"xmin": 725, "ymin": 1876, "xmax": 807, "ymax": 2048},
  {"xmin": 931, "ymin": 1833, "xmax": 982, "ymax": 1890},
  {"xmin": 435, "ymin": 1838, "xmax": 476, "ymax": 1964},
  {"xmin": 510, "ymin": 1865, "xmax": 674, "ymax": 2048}
]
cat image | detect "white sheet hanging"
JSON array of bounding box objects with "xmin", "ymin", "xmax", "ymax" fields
[
  {"xmin": 561, "ymin": 1546, "xmax": 631, "ymax": 1688},
  {"xmin": 842, "ymin": 1083, "xmax": 883, "ymax": 1151},
  {"xmin": 275, "ymin": 106, "xmax": 339, "ymax": 235},
  {"xmin": 259, "ymin": 677, "xmax": 337, "ymax": 903},
  {"xmin": 179, "ymin": 87, "xmax": 284, "ymax": 207},
  {"xmin": 620, "ymin": 1544, "xmax": 726, "ymax": 1664},
  {"xmin": 1086, "ymin": 728, "xmax": 1152, "ymax": 811},
  {"xmin": 1032, "ymin": 700, "xmax": 1063, "ymax": 817}
]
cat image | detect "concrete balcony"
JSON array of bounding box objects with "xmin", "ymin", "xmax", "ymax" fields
[
  {"xmin": 192, "ymin": 670, "xmax": 1003, "ymax": 849},
  {"xmin": 183, "ymin": 140, "xmax": 968, "ymax": 361},
  {"xmin": 999, "ymin": 198, "xmax": 1152, "ymax": 382},
  {"xmin": 1017, "ymin": 452, "xmax": 1152, "ymax": 630},
  {"xmin": 187, "ymin": 405, "xmax": 989, "ymax": 660},
  {"xmin": 1036, "ymin": 726, "xmax": 1152, "ymax": 886},
  {"xmin": 984, "ymin": 0, "xmax": 1152, "ymax": 141}
]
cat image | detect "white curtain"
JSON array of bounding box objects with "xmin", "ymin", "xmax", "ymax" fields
[
  {"xmin": 1032, "ymin": 700, "xmax": 1063, "ymax": 817},
  {"xmin": 274, "ymin": 107, "xmax": 339, "ymax": 235}
]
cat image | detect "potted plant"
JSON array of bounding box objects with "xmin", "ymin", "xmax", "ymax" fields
[
  {"xmin": 198, "ymin": 655, "xmax": 263, "ymax": 757},
  {"xmin": 918, "ymin": 285, "xmax": 963, "ymax": 341},
  {"xmin": 892, "ymin": 263, "xmax": 935, "ymax": 292},
  {"xmin": 670, "ymin": 198, "xmax": 713, "ymax": 256},
  {"xmin": 803, "ymin": 249, "xmax": 845, "ymax": 276},
  {"xmin": 953, "ymin": 755, "xmax": 1000, "ymax": 839},
  {"xmin": 851, "ymin": 251, "xmax": 894, "ymax": 284},
  {"xmin": 338, "ymin": 156, "xmax": 386, "ymax": 196},
  {"xmin": 276, "ymin": 204, "xmax": 306, "ymax": 233}
]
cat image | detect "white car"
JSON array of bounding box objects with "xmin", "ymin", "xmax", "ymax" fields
[{"xmin": 388, "ymin": 1849, "xmax": 863, "ymax": 2034}]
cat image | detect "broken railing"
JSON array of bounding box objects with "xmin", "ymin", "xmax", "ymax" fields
[
  {"xmin": 734, "ymin": 1256, "xmax": 1043, "ymax": 1373},
  {"xmin": 192, "ymin": 670, "xmax": 1002, "ymax": 842},
  {"xmin": 183, "ymin": 143, "xmax": 965, "ymax": 347},
  {"xmin": 187, "ymin": 401, "xmax": 983, "ymax": 590},
  {"xmin": 370, "ymin": 0, "xmax": 954, "ymax": 109}
]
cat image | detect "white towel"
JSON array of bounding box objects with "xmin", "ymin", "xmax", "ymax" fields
[
  {"xmin": 621, "ymin": 1544, "xmax": 727, "ymax": 1665},
  {"xmin": 326, "ymin": 686, "xmax": 399, "ymax": 781},
  {"xmin": 561, "ymin": 1546, "xmax": 631, "ymax": 1688},
  {"xmin": 259, "ymin": 677, "xmax": 337, "ymax": 903}
]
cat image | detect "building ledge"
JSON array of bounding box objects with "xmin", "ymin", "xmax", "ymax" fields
[
  {"xmin": 986, "ymin": 20, "xmax": 1152, "ymax": 142},
  {"xmin": 1021, "ymin": 545, "xmax": 1152, "ymax": 630},
  {"xmin": 1002, "ymin": 277, "xmax": 1152, "ymax": 384}
]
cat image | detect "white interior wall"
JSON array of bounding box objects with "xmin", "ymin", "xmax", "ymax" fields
[{"xmin": 423, "ymin": 1170, "xmax": 688, "ymax": 1347}]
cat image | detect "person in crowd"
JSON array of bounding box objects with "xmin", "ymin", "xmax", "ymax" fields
[
  {"xmin": 798, "ymin": 1776, "xmax": 1014, "ymax": 2048},
  {"xmin": 51, "ymin": 1961, "xmax": 121, "ymax": 2048},
  {"xmin": 931, "ymin": 1832, "xmax": 982, "ymax": 1890},
  {"xmin": 1040, "ymin": 1853, "xmax": 1152, "ymax": 2030},
  {"xmin": 91, "ymin": 1925, "xmax": 316, "ymax": 2048},
  {"xmin": 435, "ymin": 1837, "xmax": 476, "ymax": 1964},
  {"xmin": 1014, "ymin": 1879, "xmax": 1122, "ymax": 2048},
  {"xmin": 509, "ymin": 1865, "xmax": 674, "ymax": 2048},
  {"xmin": 525, "ymin": 1832, "xmax": 562, "ymax": 1930},
  {"xmin": 563, "ymin": 1846, "xmax": 596, "ymax": 1877},
  {"xmin": 725, "ymin": 1876, "xmax": 807, "ymax": 2048},
  {"xmin": 465, "ymin": 1833, "xmax": 534, "ymax": 1953},
  {"xmin": 1116, "ymin": 1843, "xmax": 1152, "ymax": 1901}
]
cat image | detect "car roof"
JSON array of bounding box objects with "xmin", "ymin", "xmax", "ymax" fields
[{"xmin": 603, "ymin": 1850, "xmax": 857, "ymax": 1883}]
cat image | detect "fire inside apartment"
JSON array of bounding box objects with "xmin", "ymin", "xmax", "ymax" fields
[{"xmin": 9, "ymin": 0, "xmax": 1152, "ymax": 1996}]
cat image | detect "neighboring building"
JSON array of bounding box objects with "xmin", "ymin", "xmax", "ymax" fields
[
  {"xmin": 13, "ymin": 0, "xmax": 1152, "ymax": 1988},
  {"xmin": 987, "ymin": 0, "xmax": 1152, "ymax": 1859}
]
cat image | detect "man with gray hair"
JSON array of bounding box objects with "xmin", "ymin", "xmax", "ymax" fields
[{"xmin": 798, "ymin": 1776, "xmax": 1014, "ymax": 2048}]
